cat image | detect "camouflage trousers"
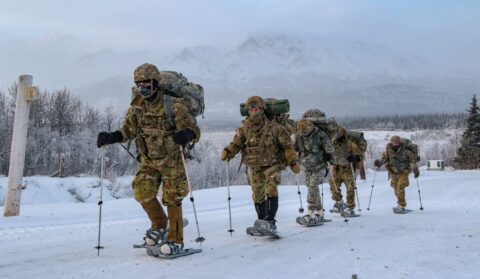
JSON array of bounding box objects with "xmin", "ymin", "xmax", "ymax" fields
[
  {"xmin": 132, "ymin": 156, "xmax": 189, "ymax": 244},
  {"xmin": 304, "ymin": 165, "xmax": 328, "ymax": 211},
  {"xmin": 247, "ymin": 165, "xmax": 282, "ymax": 203},
  {"xmin": 329, "ymin": 164, "xmax": 356, "ymax": 209},
  {"xmin": 389, "ymin": 169, "xmax": 410, "ymax": 208}
]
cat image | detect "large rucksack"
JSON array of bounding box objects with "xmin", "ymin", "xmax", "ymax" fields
[
  {"xmin": 158, "ymin": 71, "xmax": 205, "ymax": 124},
  {"xmin": 401, "ymin": 138, "xmax": 420, "ymax": 162},
  {"xmin": 346, "ymin": 131, "xmax": 368, "ymax": 154}
]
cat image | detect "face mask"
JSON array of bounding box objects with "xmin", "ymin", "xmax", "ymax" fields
[{"xmin": 139, "ymin": 86, "xmax": 152, "ymax": 97}]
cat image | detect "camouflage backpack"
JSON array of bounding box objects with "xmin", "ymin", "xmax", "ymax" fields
[
  {"xmin": 158, "ymin": 71, "xmax": 205, "ymax": 126},
  {"xmin": 401, "ymin": 138, "xmax": 420, "ymax": 162},
  {"xmin": 302, "ymin": 109, "xmax": 338, "ymax": 138},
  {"xmin": 346, "ymin": 131, "xmax": 368, "ymax": 154}
]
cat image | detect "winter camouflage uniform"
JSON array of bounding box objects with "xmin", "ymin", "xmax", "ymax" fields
[
  {"xmin": 329, "ymin": 128, "xmax": 361, "ymax": 210},
  {"xmin": 120, "ymin": 64, "xmax": 200, "ymax": 245},
  {"xmin": 376, "ymin": 136, "xmax": 418, "ymax": 208},
  {"xmin": 222, "ymin": 96, "xmax": 298, "ymax": 225},
  {"xmin": 295, "ymin": 119, "xmax": 334, "ymax": 214}
]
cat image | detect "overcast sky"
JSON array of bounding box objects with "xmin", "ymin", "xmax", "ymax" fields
[{"xmin": 1, "ymin": 0, "xmax": 479, "ymax": 89}]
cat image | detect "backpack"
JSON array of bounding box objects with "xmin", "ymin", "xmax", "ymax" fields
[
  {"xmin": 303, "ymin": 116, "xmax": 338, "ymax": 138},
  {"xmin": 346, "ymin": 130, "xmax": 368, "ymax": 154},
  {"xmin": 158, "ymin": 71, "xmax": 205, "ymax": 124},
  {"xmin": 401, "ymin": 138, "xmax": 420, "ymax": 162}
]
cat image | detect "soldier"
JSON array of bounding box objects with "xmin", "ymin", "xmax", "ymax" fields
[
  {"xmin": 374, "ymin": 135, "xmax": 420, "ymax": 213},
  {"xmin": 96, "ymin": 63, "xmax": 200, "ymax": 255},
  {"xmin": 328, "ymin": 127, "xmax": 362, "ymax": 217},
  {"xmin": 295, "ymin": 118, "xmax": 333, "ymax": 223},
  {"xmin": 220, "ymin": 96, "xmax": 300, "ymax": 233}
]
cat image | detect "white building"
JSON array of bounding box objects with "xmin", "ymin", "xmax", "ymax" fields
[{"xmin": 427, "ymin": 160, "xmax": 445, "ymax": 170}]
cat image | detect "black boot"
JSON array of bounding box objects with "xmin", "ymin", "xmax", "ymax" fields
[
  {"xmin": 254, "ymin": 200, "xmax": 267, "ymax": 220},
  {"xmin": 265, "ymin": 197, "xmax": 279, "ymax": 230}
]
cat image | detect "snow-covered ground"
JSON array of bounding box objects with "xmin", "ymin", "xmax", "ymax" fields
[{"xmin": 1, "ymin": 169, "xmax": 479, "ymax": 279}]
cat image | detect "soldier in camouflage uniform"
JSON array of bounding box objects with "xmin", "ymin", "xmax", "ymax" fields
[
  {"xmin": 295, "ymin": 118, "xmax": 333, "ymax": 221},
  {"xmin": 329, "ymin": 127, "xmax": 362, "ymax": 217},
  {"xmin": 220, "ymin": 96, "xmax": 300, "ymax": 231},
  {"xmin": 374, "ymin": 135, "xmax": 420, "ymax": 213},
  {"xmin": 96, "ymin": 63, "xmax": 200, "ymax": 255}
]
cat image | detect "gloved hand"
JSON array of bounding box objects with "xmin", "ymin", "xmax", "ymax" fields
[
  {"xmin": 413, "ymin": 166, "xmax": 420, "ymax": 178},
  {"xmin": 374, "ymin": 159, "xmax": 382, "ymax": 168},
  {"xmin": 97, "ymin": 131, "xmax": 123, "ymax": 148},
  {"xmin": 220, "ymin": 149, "xmax": 233, "ymax": 161},
  {"xmin": 323, "ymin": 153, "xmax": 332, "ymax": 163},
  {"xmin": 347, "ymin": 155, "xmax": 361, "ymax": 163},
  {"xmin": 172, "ymin": 129, "xmax": 195, "ymax": 145},
  {"xmin": 290, "ymin": 161, "xmax": 301, "ymax": 174}
]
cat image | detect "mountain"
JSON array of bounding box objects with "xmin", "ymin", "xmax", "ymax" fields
[{"xmin": 2, "ymin": 33, "xmax": 478, "ymax": 119}]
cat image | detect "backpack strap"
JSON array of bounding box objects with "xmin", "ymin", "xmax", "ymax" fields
[{"xmin": 164, "ymin": 94, "xmax": 176, "ymax": 129}]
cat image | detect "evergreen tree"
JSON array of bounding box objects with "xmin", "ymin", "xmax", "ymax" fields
[{"xmin": 454, "ymin": 95, "xmax": 480, "ymax": 169}]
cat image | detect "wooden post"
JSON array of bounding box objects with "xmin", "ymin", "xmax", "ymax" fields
[
  {"xmin": 59, "ymin": 153, "xmax": 65, "ymax": 178},
  {"xmin": 4, "ymin": 75, "xmax": 38, "ymax": 217}
]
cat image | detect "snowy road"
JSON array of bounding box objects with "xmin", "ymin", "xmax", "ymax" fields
[{"xmin": 1, "ymin": 170, "xmax": 479, "ymax": 279}]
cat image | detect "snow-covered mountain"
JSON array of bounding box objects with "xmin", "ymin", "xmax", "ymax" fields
[{"xmin": 2, "ymin": 33, "xmax": 479, "ymax": 118}]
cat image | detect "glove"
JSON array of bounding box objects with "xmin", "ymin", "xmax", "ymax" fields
[
  {"xmin": 290, "ymin": 161, "xmax": 301, "ymax": 174},
  {"xmin": 97, "ymin": 131, "xmax": 123, "ymax": 148},
  {"xmin": 220, "ymin": 149, "xmax": 232, "ymax": 161},
  {"xmin": 323, "ymin": 153, "xmax": 332, "ymax": 163},
  {"xmin": 347, "ymin": 155, "xmax": 361, "ymax": 163},
  {"xmin": 374, "ymin": 159, "xmax": 382, "ymax": 168},
  {"xmin": 413, "ymin": 166, "xmax": 420, "ymax": 178},
  {"xmin": 172, "ymin": 129, "xmax": 195, "ymax": 145}
]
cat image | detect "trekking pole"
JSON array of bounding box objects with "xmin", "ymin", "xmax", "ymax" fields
[
  {"xmin": 295, "ymin": 174, "xmax": 304, "ymax": 214},
  {"xmin": 225, "ymin": 161, "xmax": 234, "ymax": 236},
  {"xmin": 321, "ymin": 182, "xmax": 324, "ymax": 213},
  {"xmin": 367, "ymin": 168, "xmax": 378, "ymax": 210},
  {"xmin": 180, "ymin": 146, "xmax": 205, "ymax": 246},
  {"xmin": 328, "ymin": 162, "xmax": 349, "ymax": 224},
  {"xmin": 350, "ymin": 163, "xmax": 362, "ymax": 212},
  {"xmin": 94, "ymin": 146, "xmax": 105, "ymax": 256},
  {"xmin": 415, "ymin": 177, "xmax": 424, "ymax": 210}
]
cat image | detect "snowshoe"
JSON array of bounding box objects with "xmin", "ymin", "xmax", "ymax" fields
[
  {"xmin": 146, "ymin": 241, "xmax": 201, "ymax": 259},
  {"xmin": 133, "ymin": 218, "xmax": 189, "ymax": 249},
  {"xmin": 392, "ymin": 207, "xmax": 413, "ymax": 214},
  {"xmin": 255, "ymin": 219, "xmax": 280, "ymax": 239},
  {"xmin": 341, "ymin": 208, "xmax": 360, "ymax": 218},
  {"xmin": 246, "ymin": 225, "xmax": 264, "ymax": 237},
  {"xmin": 329, "ymin": 201, "xmax": 346, "ymax": 213}
]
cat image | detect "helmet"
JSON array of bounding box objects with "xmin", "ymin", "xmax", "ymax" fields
[
  {"xmin": 246, "ymin": 96, "xmax": 266, "ymax": 110},
  {"xmin": 297, "ymin": 119, "xmax": 314, "ymax": 136},
  {"xmin": 134, "ymin": 63, "xmax": 161, "ymax": 83},
  {"xmin": 302, "ymin": 109, "xmax": 325, "ymax": 119}
]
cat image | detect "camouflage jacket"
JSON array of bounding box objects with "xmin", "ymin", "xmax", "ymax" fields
[
  {"xmin": 332, "ymin": 138, "xmax": 360, "ymax": 166},
  {"xmin": 119, "ymin": 93, "xmax": 200, "ymax": 161},
  {"xmin": 380, "ymin": 143, "xmax": 416, "ymax": 174},
  {"xmin": 225, "ymin": 115, "xmax": 297, "ymax": 168},
  {"xmin": 295, "ymin": 127, "xmax": 333, "ymax": 169}
]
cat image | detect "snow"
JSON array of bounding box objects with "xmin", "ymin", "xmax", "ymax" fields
[{"xmin": 1, "ymin": 170, "xmax": 479, "ymax": 279}]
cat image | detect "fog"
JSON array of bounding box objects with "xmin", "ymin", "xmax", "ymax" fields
[{"xmin": 1, "ymin": 0, "xmax": 479, "ymax": 117}]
